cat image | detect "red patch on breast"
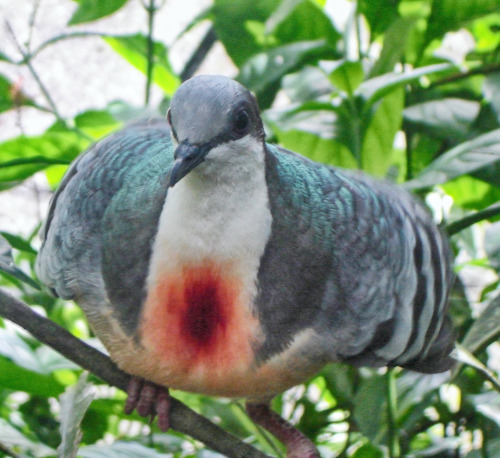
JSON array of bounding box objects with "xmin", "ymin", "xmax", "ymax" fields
[
  {"xmin": 140, "ymin": 262, "xmax": 257, "ymax": 380},
  {"xmin": 180, "ymin": 268, "xmax": 230, "ymax": 354}
]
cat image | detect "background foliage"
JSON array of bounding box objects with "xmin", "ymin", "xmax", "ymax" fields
[{"xmin": 1, "ymin": 0, "xmax": 500, "ymax": 456}]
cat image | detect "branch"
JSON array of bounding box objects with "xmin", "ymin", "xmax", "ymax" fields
[
  {"xmin": 446, "ymin": 202, "xmax": 500, "ymax": 236},
  {"xmin": 429, "ymin": 62, "xmax": 500, "ymax": 88},
  {"xmin": 0, "ymin": 289, "xmax": 268, "ymax": 458},
  {"xmin": 180, "ymin": 26, "xmax": 217, "ymax": 82}
]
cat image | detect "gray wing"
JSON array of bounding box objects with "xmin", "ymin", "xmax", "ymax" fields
[
  {"xmin": 257, "ymin": 144, "xmax": 453, "ymax": 373},
  {"xmin": 36, "ymin": 119, "xmax": 173, "ymax": 335}
]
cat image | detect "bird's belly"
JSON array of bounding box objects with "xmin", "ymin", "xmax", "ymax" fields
[{"xmin": 134, "ymin": 261, "xmax": 267, "ymax": 396}]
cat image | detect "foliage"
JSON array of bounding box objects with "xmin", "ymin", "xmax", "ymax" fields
[{"xmin": 1, "ymin": 0, "xmax": 500, "ymax": 456}]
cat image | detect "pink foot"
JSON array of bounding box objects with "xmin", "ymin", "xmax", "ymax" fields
[
  {"xmin": 124, "ymin": 377, "xmax": 171, "ymax": 431},
  {"xmin": 246, "ymin": 402, "xmax": 320, "ymax": 458}
]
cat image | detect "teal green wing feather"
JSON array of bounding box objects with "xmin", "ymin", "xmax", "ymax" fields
[
  {"xmin": 37, "ymin": 119, "xmax": 173, "ymax": 335},
  {"xmin": 258, "ymin": 144, "xmax": 453, "ymax": 372}
]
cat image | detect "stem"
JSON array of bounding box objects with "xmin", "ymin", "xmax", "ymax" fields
[
  {"xmin": 0, "ymin": 289, "xmax": 269, "ymax": 458},
  {"xmin": 386, "ymin": 369, "xmax": 400, "ymax": 458},
  {"xmin": 430, "ymin": 62, "xmax": 500, "ymax": 88},
  {"xmin": 446, "ymin": 202, "xmax": 500, "ymax": 236},
  {"xmin": 180, "ymin": 26, "xmax": 217, "ymax": 82},
  {"xmin": 143, "ymin": 0, "xmax": 157, "ymax": 105}
]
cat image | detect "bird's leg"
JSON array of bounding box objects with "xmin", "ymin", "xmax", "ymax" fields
[
  {"xmin": 124, "ymin": 377, "xmax": 171, "ymax": 431},
  {"xmin": 245, "ymin": 402, "xmax": 320, "ymax": 458}
]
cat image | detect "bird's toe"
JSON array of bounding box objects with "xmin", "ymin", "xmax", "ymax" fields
[{"xmin": 124, "ymin": 377, "xmax": 171, "ymax": 431}]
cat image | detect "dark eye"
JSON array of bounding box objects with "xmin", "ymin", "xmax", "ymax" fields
[{"xmin": 233, "ymin": 110, "xmax": 250, "ymax": 135}]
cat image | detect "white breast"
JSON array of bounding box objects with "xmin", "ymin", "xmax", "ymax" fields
[{"xmin": 146, "ymin": 136, "xmax": 272, "ymax": 298}]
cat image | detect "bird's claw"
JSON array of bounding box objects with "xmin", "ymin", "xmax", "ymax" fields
[{"xmin": 124, "ymin": 377, "xmax": 171, "ymax": 431}]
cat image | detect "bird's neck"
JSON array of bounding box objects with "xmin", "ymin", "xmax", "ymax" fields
[{"xmin": 147, "ymin": 138, "xmax": 272, "ymax": 283}]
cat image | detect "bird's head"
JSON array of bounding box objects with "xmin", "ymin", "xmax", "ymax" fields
[{"xmin": 167, "ymin": 75, "xmax": 265, "ymax": 187}]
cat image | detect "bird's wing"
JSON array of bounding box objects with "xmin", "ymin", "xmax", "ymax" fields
[
  {"xmin": 36, "ymin": 119, "xmax": 173, "ymax": 335},
  {"xmin": 258, "ymin": 144, "xmax": 453, "ymax": 372}
]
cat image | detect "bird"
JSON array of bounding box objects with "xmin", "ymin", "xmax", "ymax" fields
[{"xmin": 36, "ymin": 74, "xmax": 455, "ymax": 457}]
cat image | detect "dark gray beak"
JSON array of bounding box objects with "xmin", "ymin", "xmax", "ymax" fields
[{"xmin": 169, "ymin": 142, "xmax": 211, "ymax": 187}]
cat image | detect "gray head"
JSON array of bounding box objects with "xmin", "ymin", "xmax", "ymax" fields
[{"xmin": 167, "ymin": 75, "xmax": 265, "ymax": 187}]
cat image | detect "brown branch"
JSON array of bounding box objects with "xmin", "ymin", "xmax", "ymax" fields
[
  {"xmin": 0, "ymin": 288, "xmax": 269, "ymax": 458},
  {"xmin": 429, "ymin": 62, "xmax": 500, "ymax": 88}
]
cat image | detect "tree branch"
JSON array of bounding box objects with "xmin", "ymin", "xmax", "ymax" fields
[{"xmin": 0, "ymin": 288, "xmax": 268, "ymax": 458}]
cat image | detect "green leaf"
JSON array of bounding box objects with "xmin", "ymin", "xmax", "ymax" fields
[
  {"xmin": 0, "ymin": 131, "xmax": 88, "ymax": 186},
  {"xmin": 0, "ymin": 74, "xmax": 34, "ymax": 113},
  {"xmin": 484, "ymin": 73, "xmax": 500, "ymax": 122},
  {"xmin": 74, "ymin": 110, "xmax": 122, "ymax": 140},
  {"xmin": 0, "ymin": 356, "xmax": 65, "ymax": 397},
  {"xmin": 369, "ymin": 17, "xmax": 417, "ymax": 78},
  {"xmin": 461, "ymin": 294, "xmax": 500, "ymax": 355},
  {"xmin": 358, "ymin": 0, "xmax": 400, "ymax": 37},
  {"xmin": 353, "ymin": 374, "xmax": 387, "ymax": 442},
  {"xmin": 404, "ymin": 98, "xmax": 481, "ymax": 141},
  {"xmin": 213, "ymin": 0, "xmax": 279, "ymax": 66},
  {"xmin": 329, "ymin": 60, "xmax": 365, "ymax": 95},
  {"xmin": 265, "ymin": 0, "xmax": 304, "ymax": 34},
  {"xmin": 361, "ymin": 86, "xmax": 404, "ymax": 176},
  {"xmin": 0, "ymin": 231, "xmax": 37, "ymax": 255},
  {"xmin": 68, "ymin": 0, "xmax": 129, "ymax": 25},
  {"xmin": 485, "ymin": 222, "xmax": 500, "ymax": 269},
  {"xmin": 104, "ymin": 34, "xmax": 179, "ymax": 96},
  {"xmin": 0, "ymin": 418, "xmax": 56, "ymax": 457},
  {"xmin": 405, "ymin": 128, "xmax": 500, "ymax": 190},
  {"xmin": 79, "ymin": 441, "xmax": 168, "ymax": 457},
  {"xmin": 0, "ymin": 234, "xmax": 39, "ymax": 289},
  {"xmin": 425, "ymin": 0, "xmax": 500, "ymax": 45},
  {"xmin": 238, "ymin": 39, "xmax": 330, "ymax": 107},
  {"xmin": 358, "ymin": 63, "xmax": 453, "ymax": 109},
  {"xmin": 58, "ymin": 373, "xmax": 95, "ymax": 458}
]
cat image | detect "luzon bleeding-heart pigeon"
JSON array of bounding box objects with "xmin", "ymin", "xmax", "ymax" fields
[{"xmin": 37, "ymin": 75, "xmax": 455, "ymax": 458}]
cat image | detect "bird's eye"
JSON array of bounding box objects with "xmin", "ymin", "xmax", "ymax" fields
[{"xmin": 233, "ymin": 110, "xmax": 250, "ymax": 135}]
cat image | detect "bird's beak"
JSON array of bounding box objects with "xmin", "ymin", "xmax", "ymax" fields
[{"xmin": 169, "ymin": 141, "xmax": 211, "ymax": 187}]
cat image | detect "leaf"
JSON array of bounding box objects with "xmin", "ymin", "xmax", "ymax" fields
[
  {"xmin": 265, "ymin": 0, "xmax": 304, "ymax": 34},
  {"xmin": 79, "ymin": 441, "xmax": 169, "ymax": 457},
  {"xmin": 213, "ymin": 0, "xmax": 279, "ymax": 66},
  {"xmin": 0, "ymin": 233, "xmax": 40, "ymax": 289},
  {"xmin": 0, "ymin": 418, "xmax": 56, "ymax": 457},
  {"xmin": 358, "ymin": 63, "xmax": 453, "ymax": 109},
  {"xmin": 461, "ymin": 294, "xmax": 500, "ymax": 355},
  {"xmin": 369, "ymin": 17, "xmax": 417, "ymax": 78},
  {"xmin": 361, "ymin": 86, "xmax": 404, "ymax": 176},
  {"xmin": 0, "ymin": 74, "xmax": 34, "ymax": 113},
  {"xmin": 453, "ymin": 343, "xmax": 500, "ymax": 391},
  {"xmin": 237, "ymin": 39, "xmax": 331, "ymax": 107},
  {"xmin": 74, "ymin": 110, "xmax": 122, "ymax": 140},
  {"xmin": 405, "ymin": 128, "xmax": 500, "ymax": 190},
  {"xmin": 0, "ymin": 356, "xmax": 65, "ymax": 397},
  {"xmin": 358, "ymin": 0, "xmax": 400, "ymax": 37},
  {"xmin": 68, "ymin": 0, "xmax": 129, "ymax": 25},
  {"xmin": 329, "ymin": 60, "xmax": 364, "ymax": 95},
  {"xmin": 58, "ymin": 373, "xmax": 95, "ymax": 458},
  {"xmin": 484, "ymin": 72, "xmax": 500, "ymax": 122},
  {"xmin": 404, "ymin": 98, "xmax": 481, "ymax": 141},
  {"xmin": 0, "ymin": 231, "xmax": 37, "ymax": 254},
  {"xmin": 353, "ymin": 374, "xmax": 387, "ymax": 442},
  {"xmin": 0, "ymin": 131, "xmax": 88, "ymax": 186},
  {"xmin": 103, "ymin": 34, "xmax": 179, "ymax": 96},
  {"xmin": 425, "ymin": 0, "xmax": 500, "ymax": 45}
]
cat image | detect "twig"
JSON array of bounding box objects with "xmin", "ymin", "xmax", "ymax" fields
[
  {"xmin": 446, "ymin": 202, "xmax": 500, "ymax": 236},
  {"xmin": 0, "ymin": 289, "xmax": 269, "ymax": 458},
  {"xmin": 180, "ymin": 26, "xmax": 217, "ymax": 82},
  {"xmin": 386, "ymin": 368, "xmax": 400, "ymax": 458},
  {"xmin": 0, "ymin": 441, "xmax": 20, "ymax": 458},
  {"xmin": 143, "ymin": 0, "xmax": 158, "ymax": 105},
  {"xmin": 429, "ymin": 62, "xmax": 500, "ymax": 88}
]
